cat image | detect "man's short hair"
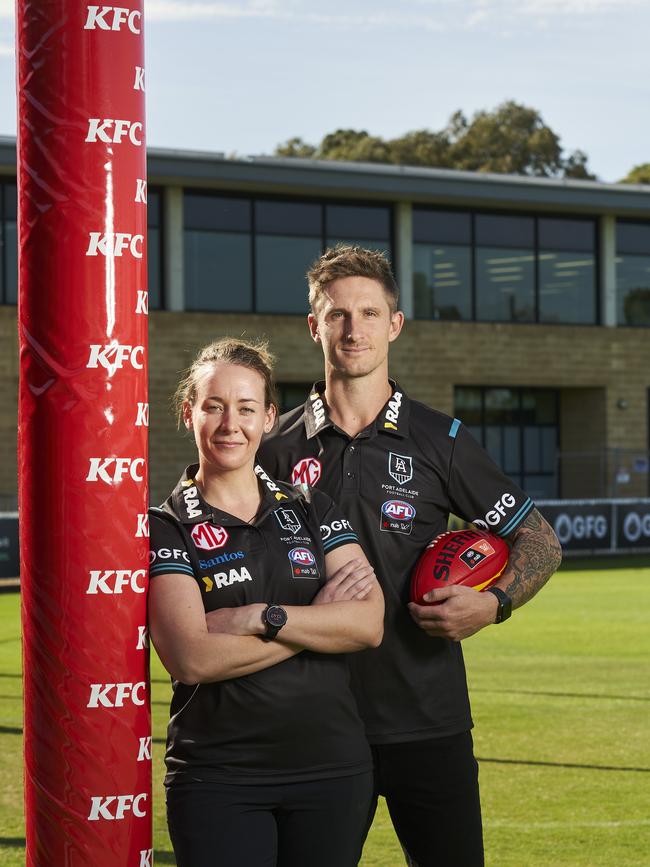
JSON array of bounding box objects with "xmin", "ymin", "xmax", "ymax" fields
[{"xmin": 307, "ymin": 244, "xmax": 400, "ymax": 314}]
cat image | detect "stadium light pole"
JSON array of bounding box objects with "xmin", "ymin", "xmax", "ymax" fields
[{"xmin": 16, "ymin": 3, "xmax": 152, "ymax": 864}]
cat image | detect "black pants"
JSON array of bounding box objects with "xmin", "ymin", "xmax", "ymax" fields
[
  {"xmin": 367, "ymin": 731, "xmax": 484, "ymax": 867},
  {"xmin": 166, "ymin": 771, "xmax": 373, "ymax": 867}
]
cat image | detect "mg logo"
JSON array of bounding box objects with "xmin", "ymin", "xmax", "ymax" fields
[
  {"xmin": 291, "ymin": 458, "xmax": 322, "ymax": 488},
  {"xmin": 191, "ymin": 522, "xmax": 229, "ymax": 551}
]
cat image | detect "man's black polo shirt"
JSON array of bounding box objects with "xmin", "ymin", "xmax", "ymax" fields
[
  {"xmin": 149, "ymin": 463, "xmax": 371, "ymax": 785},
  {"xmin": 258, "ymin": 383, "xmax": 534, "ymax": 745}
]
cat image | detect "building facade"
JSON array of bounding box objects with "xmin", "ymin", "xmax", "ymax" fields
[{"xmin": 1, "ymin": 137, "xmax": 649, "ymax": 507}]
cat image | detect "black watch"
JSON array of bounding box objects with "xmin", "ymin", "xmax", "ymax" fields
[
  {"xmin": 486, "ymin": 587, "xmax": 512, "ymax": 624},
  {"xmin": 261, "ymin": 605, "xmax": 288, "ymax": 640}
]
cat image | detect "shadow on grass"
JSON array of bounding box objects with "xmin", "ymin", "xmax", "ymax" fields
[
  {"xmin": 472, "ymin": 687, "xmax": 650, "ymax": 702},
  {"xmin": 0, "ymin": 838, "xmax": 25, "ymax": 848},
  {"xmin": 478, "ymin": 756, "xmax": 650, "ymax": 773},
  {"xmin": 155, "ymin": 852, "xmax": 176, "ymax": 864},
  {"xmin": 0, "ymin": 839, "xmax": 176, "ymax": 864}
]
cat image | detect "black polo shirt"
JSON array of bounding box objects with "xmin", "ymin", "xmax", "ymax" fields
[
  {"xmin": 258, "ymin": 383, "xmax": 534, "ymax": 745},
  {"xmin": 149, "ymin": 463, "xmax": 372, "ymax": 785}
]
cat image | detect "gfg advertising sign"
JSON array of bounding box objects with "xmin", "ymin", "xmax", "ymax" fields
[
  {"xmin": 616, "ymin": 503, "xmax": 650, "ymax": 550},
  {"xmin": 537, "ymin": 500, "xmax": 650, "ymax": 553}
]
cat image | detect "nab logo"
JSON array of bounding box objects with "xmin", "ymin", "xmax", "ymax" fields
[
  {"xmin": 191, "ymin": 522, "xmax": 228, "ymax": 551},
  {"xmin": 388, "ymin": 453, "xmax": 413, "ymax": 485},
  {"xmin": 291, "ymin": 457, "xmax": 322, "ymax": 488},
  {"xmin": 381, "ymin": 500, "xmax": 416, "ymax": 521},
  {"xmin": 274, "ymin": 508, "xmax": 301, "ymax": 535},
  {"xmin": 289, "ymin": 547, "xmax": 316, "ymax": 566}
]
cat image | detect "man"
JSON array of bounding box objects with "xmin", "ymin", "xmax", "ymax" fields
[{"xmin": 257, "ymin": 245, "xmax": 563, "ymax": 867}]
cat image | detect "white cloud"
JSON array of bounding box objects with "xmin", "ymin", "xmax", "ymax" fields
[{"xmin": 0, "ymin": 44, "xmax": 13, "ymax": 57}]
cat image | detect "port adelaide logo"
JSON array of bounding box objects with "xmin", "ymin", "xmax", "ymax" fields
[
  {"xmin": 380, "ymin": 500, "xmax": 416, "ymax": 535},
  {"xmin": 274, "ymin": 508, "xmax": 302, "ymax": 535},
  {"xmin": 288, "ymin": 547, "xmax": 320, "ymax": 578},
  {"xmin": 388, "ymin": 453, "xmax": 413, "ymax": 485}
]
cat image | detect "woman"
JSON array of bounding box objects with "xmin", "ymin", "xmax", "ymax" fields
[{"xmin": 148, "ymin": 337, "xmax": 384, "ymax": 867}]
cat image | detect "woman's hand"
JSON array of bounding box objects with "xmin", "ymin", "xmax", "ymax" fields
[
  {"xmin": 312, "ymin": 558, "xmax": 378, "ymax": 605},
  {"xmin": 205, "ymin": 603, "xmax": 267, "ymax": 636}
]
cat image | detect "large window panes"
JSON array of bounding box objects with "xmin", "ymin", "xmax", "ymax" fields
[
  {"xmin": 277, "ymin": 383, "xmax": 312, "ymax": 414},
  {"xmin": 255, "ymin": 201, "xmax": 322, "ymax": 314},
  {"xmin": 475, "ymin": 215, "xmax": 535, "ymax": 322},
  {"xmin": 455, "ymin": 386, "xmax": 559, "ymax": 498},
  {"xmin": 184, "ymin": 194, "xmax": 253, "ymax": 311},
  {"xmin": 147, "ymin": 188, "xmax": 162, "ymax": 310},
  {"xmin": 413, "ymin": 210, "xmax": 472, "ymax": 320},
  {"xmin": 1, "ymin": 183, "xmax": 17, "ymax": 304},
  {"xmin": 616, "ymin": 221, "xmax": 650, "ymax": 326},
  {"xmin": 326, "ymin": 204, "xmax": 392, "ymax": 255},
  {"xmin": 538, "ymin": 218, "xmax": 596, "ymax": 324}
]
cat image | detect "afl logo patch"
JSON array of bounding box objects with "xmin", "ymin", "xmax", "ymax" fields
[
  {"xmin": 191, "ymin": 522, "xmax": 229, "ymax": 551},
  {"xmin": 288, "ymin": 547, "xmax": 320, "ymax": 579},
  {"xmin": 291, "ymin": 457, "xmax": 322, "ymax": 488},
  {"xmin": 380, "ymin": 499, "xmax": 416, "ymax": 535}
]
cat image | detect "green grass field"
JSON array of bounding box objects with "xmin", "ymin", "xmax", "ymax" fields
[{"xmin": 1, "ymin": 562, "xmax": 649, "ymax": 866}]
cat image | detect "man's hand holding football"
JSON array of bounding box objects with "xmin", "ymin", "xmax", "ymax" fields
[{"xmin": 408, "ymin": 585, "xmax": 499, "ymax": 641}]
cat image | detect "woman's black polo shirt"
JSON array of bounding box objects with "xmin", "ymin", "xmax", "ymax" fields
[
  {"xmin": 149, "ymin": 463, "xmax": 371, "ymax": 786},
  {"xmin": 258, "ymin": 383, "xmax": 535, "ymax": 745}
]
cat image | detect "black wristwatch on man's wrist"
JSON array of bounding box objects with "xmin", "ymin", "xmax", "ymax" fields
[
  {"xmin": 261, "ymin": 605, "xmax": 288, "ymax": 640},
  {"xmin": 486, "ymin": 587, "xmax": 512, "ymax": 624}
]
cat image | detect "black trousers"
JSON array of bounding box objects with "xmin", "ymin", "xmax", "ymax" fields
[
  {"xmin": 166, "ymin": 771, "xmax": 373, "ymax": 867},
  {"xmin": 367, "ymin": 731, "xmax": 484, "ymax": 867}
]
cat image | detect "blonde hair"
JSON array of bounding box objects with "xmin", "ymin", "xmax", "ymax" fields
[
  {"xmin": 173, "ymin": 337, "xmax": 277, "ymax": 426},
  {"xmin": 307, "ymin": 244, "xmax": 399, "ymax": 314}
]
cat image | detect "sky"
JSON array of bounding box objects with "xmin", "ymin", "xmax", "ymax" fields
[{"xmin": 0, "ymin": 0, "xmax": 648, "ymax": 182}]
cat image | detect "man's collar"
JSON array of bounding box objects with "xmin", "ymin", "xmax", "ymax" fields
[
  {"xmin": 303, "ymin": 380, "xmax": 410, "ymax": 439},
  {"xmin": 171, "ymin": 464, "xmax": 300, "ymax": 524}
]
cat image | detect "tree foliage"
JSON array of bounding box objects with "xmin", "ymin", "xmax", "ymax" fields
[
  {"xmin": 619, "ymin": 163, "xmax": 650, "ymax": 184},
  {"xmin": 274, "ymin": 101, "xmax": 596, "ymax": 180}
]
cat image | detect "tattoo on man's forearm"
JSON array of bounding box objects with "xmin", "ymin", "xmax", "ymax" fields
[{"xmin": 505, "ymin": 509, "xmax": 562, "ymax": 607}]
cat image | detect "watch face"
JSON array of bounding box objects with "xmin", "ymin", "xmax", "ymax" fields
[{"xmin": 266, "ymin": 606, "xmax": 287, "ymax": 627}]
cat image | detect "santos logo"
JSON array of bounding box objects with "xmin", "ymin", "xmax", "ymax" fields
[
  {"xmin": 289, "ymin": 547, "xmax": 316, "ymax": 566},
  {"xmin": 382, "ymin": 500, "xmax": 416, "ymax": 521},
  {"xmin": 554, "ymin": 513, "xmax": 608, "ymax": 545},
  {"xmin": 86, "ymin": 569, "xmax": 146, "ymax": 594},
  {"xmin": 86, "ymin": 118, "xmax": 143, "ymax": 145},
  {"xmin": 86, "ymin": 457, "xmax": 145, "ymax": 484},
  {"xmin": 86, "ymin": 232, "xmax": 143, "ymax": 258},
  {"xmin": 87, "ymin": 344, "xmax": 144, "ymax": 375},
  {"xmin": 472, "ymin": 493, "xmax": 516, "ymax": 529},
  {"xmin": 87, "ymin": 682, "xmax": 146, "ymax": 708}
]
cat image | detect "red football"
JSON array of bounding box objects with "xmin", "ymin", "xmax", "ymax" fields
[{"xmin": 410, "ymin": 529, "xmax": 509, "ymax": 605}]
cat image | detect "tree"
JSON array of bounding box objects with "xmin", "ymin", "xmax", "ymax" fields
[
  {"xmin": 273, "ymin": 101, "xmax": 596, "ymax": 179},
  {"xmin": 619, "ymin": 163, "xmax": 650, "ymax": 184}
]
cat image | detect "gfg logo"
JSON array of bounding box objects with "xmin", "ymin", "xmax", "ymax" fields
[
  {"xmin": 622, "ymin": 511, "xmax": 650, "ymax": 543},
  {"xmin": 554, "ymin": 513, "xmax": 608, "ymax": 545},
  {"xmin": 289, "ymin": 547, "xmax": 316, "ymax": 566},
  {"xmin": 381, "ymin": 500, "xmax": 416, "ymax": 521},
  {"xmin": 472, "ymin": 493, "xmax": 516, "ymax": 529}
]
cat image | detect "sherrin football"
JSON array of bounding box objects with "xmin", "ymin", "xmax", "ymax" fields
[{"xmin": 410, "ymin": 529, "xmax": 509, "ymax": 605}]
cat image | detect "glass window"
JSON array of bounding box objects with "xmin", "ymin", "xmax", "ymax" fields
[
  {"xmin": 413, "ymin": 244, "xmax": 471, "ymax": 320},
  {"xmin": 185, "ymin": 231, "xmax": 252, "ymax": 312},
  {"xmin": 326, "ymin": 204, "xmax": 390, "ymax": 240},
  {"xmin": 255, "ymin": 235, "xmax": 321, "ymax": 314},
  {"xmin": 147, "ymin": 188, "xmax": 162, "ymax": 310},
  {"xmin": 475, "ymin": 214, "xmax": 534, "ymax": 248},
  {"xmin": 538, "ymin": 251, "xmax": 596, "ymax": 324},
  {"xmin": 538, "ymin": 218, "xmax": 595, "ymax": 252},
  {"xmin": 475, "ymin": 247, "xmax": 535, "ymax": 322},
  {"xmin": 455, "ymin": 387, "xmax": 482, "ymax": 425},
  {"xmin": 2, "ymin": 183, "xmax": 17, "ymax": 305},
  {"xmin": 616, "ymin": 221, "xmax": 650, "ymax": 255},
  {"xmin": 185, "ymin": 194, "xmax": 251, "ymax": 232},
  {"xmin": 413, "ymin": 210, "xmax": 471, "ymax": 244},
  {"xmin": 276, "ymin": 383, "xmax": 311, "ymax": 414},
  {"xmin": 616, "ymin": 255, "xmax": 650, "ymax": 326},
  {"xmin": 256, "ymin": 201, "xmax": 321, "ymax": 237}
]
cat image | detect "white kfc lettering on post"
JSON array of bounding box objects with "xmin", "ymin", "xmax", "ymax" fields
[
  {"xmin": 85, "ymin": 118, "xmax": 142, "ymax": 145},
  {"xmin": 385, "ymin": 391, "xmax": 403, "ymax": 424},
  {"xmin": 135, "ymin": 178, "xmax": 147, "ymax": 203},
  {"xmin": 86, "ymin": 457, "xmax": 145, "ymax": 484},
  {"xmin": 87, "ymin": 682, "xmax": 147, "ymax": 708},
  {"xmin": 88, "ymin": 796, "xmax": 116, "ymax": 821},
  {"xmin": 136, "ymin": 625, "xmax": 148, "ymax": 650},
  {"xmin": 136, "ymin": 513, "xmax": 149, "ymax": 538},
  {"xmin": 134, "ymin": 66, "xmax": 145, "ymax": 91},
  {"xmin": 135, "ymin": 402, "xmax": 149, "ymax": 427},
  {"xmin": 135, "ymin": 289, "xmax": 149, "ymax": 315},
  {"xmin": 87, "ymin": 344, "xmax": 144, "ymax": 375},
  {"xmin": 140, "ymin": 850, "xmax": 153, "ymax": 867},
  {"xmin": 137, "ymin": 737, "xmax": 152, "ymax": 762},
  {"xmin": 86, "ymin": 232, "xmax": 143, "ymax": 258},
  {"xmin": 84, "ymin": 6, "xmax": 142, "ymax": 33},
  {"xmin": 86, "ymin": 569, "xmax": 147, "ymax": 594}
]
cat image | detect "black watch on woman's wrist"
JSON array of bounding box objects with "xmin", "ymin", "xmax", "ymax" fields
[
  {"xmin": 261, "ymin": 605, "xmax": 288, "ymax": 640},
  {"xmin": 486, "ymin": 587, "xmax": 512, "ymax": 624}
]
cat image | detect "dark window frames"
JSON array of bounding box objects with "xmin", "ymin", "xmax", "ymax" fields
[
  {"xmin": 616, "ymin": 220, "xmax": 650, "ymax": 326},
  {"xmin": 1, "ymin": 182, "xmax": 17, "ymax": 305},
  {"xmin": 413, "ymin": 209, "xmax": 597, "ymax": 325},
  {"xmin": 276, "ymin": 382, "xmax": 312, "ymax": 414},
  {"xmin": 455, "ymin": 386, "xmax": 560, "ymax": 499},
  {"xmin": 183, "ymin": 192, "xmax": 393, "ymax": 314},
  {"xmin": 147, "ymin": 187, "xmax": 163, "ymax": 310}
]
